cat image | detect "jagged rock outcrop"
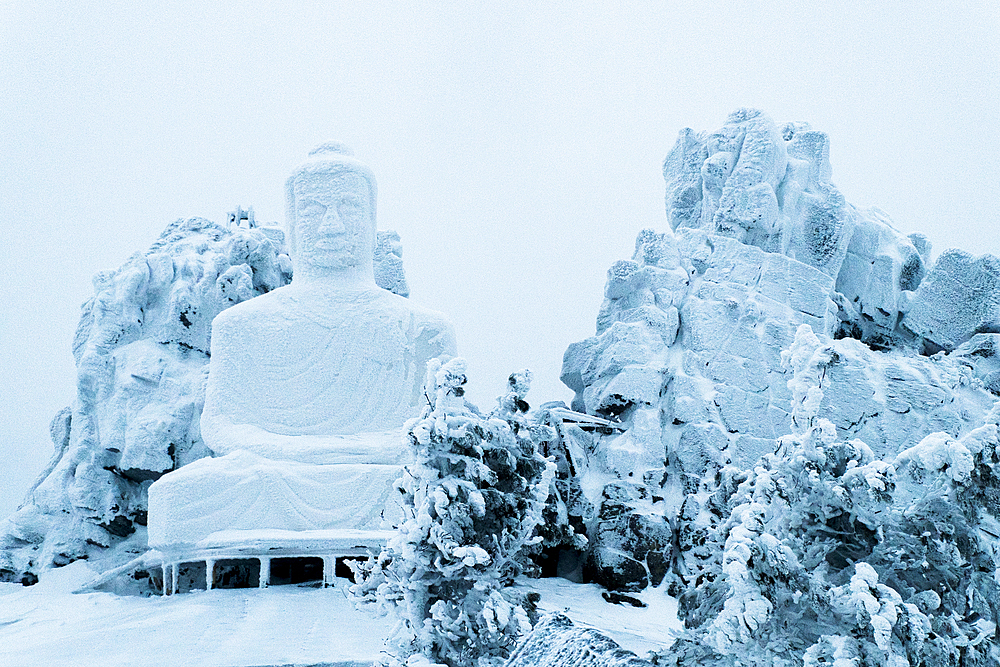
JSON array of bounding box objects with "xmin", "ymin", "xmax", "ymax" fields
[
  {"xmin": 902, "ymin": 249, "xmax": 1000, "ymax": 352},
  {"xmin": 0, "ymin": 219, "xmax": 409, "ymax": 582},
  {"xmin": 560, "ymin": 109, "xmax": 1000, "ymax": 592}
]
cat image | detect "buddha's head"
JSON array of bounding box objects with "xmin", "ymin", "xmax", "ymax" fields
[{"xmin": 285, "ymin": 143, "xmax": 378, "ymax": 282}]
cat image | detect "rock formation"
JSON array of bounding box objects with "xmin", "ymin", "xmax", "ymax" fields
[
  {"xmin": 560, "ymin": 109, "xmax": 1000, "ymax": 592},
  {"xmin": 504, "ymin": 613, "xmax": 652, "ymax": 667},
  {"xmin": 0, "ymin": 216, "xmax": 410, "ymax": 582}
]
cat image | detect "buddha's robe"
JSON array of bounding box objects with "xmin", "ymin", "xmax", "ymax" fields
[
  {"xmin": 148, "ymin": 282, "xmax": 455, "ymax": 550},
  {"xmin": 201, "ymin": 283, "xmax": 456, "ymax": 464}
]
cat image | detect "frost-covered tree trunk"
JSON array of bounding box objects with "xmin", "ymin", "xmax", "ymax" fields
[{"xmin": 354, "ymin": 359, "xmax": 554, "ymax": 667}]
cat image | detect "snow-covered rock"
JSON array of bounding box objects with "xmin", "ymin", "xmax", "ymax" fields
[
  {"xmin": 902, "ymin": 248, "xmax": 1000, "ymax": 352},
  {"xmin": 1, "ymin": 216, "xmax": 412, "ymax": 582},
  {"xmin": 658, "ymin": 324, "xmax": 1000, "ymax": 666},
  {"xmin": 834, "ymin": 208, "xmax": 927, "ymax": 349},
  {"xmin": 0, "ymin": 218, "xmax": 288, "ymax": 581},
  {"xmin": 504, "ymin": 613, "xmax": 652, "ymax": 667},
  {"xmin": 560, "ymin": 109, "xmax": 1000, "ymax": 592}
]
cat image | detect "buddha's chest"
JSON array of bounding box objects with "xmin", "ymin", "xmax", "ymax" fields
[{"xmin": 251, "ymin": 310, "xmax": 414, "ymax": 371}]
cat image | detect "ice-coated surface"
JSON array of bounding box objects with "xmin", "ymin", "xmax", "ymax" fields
[
  {"xmin": 562, "ymin": 109, "xmax": 1000, "ymax": 592},
  {"xmin": 7, "ymin": 113, "xmax": 1000, "ymax": 664},
  {"xmin": 202, "ymin": 285, "xmax": 454, "ymax": 455},
  {"xmin": 201, "ymin": 145, "xmax": 456, "ymax": 459},
  {"xmin": 834, "ymin": 208, "xmax": 927, "ymax": 347},
  {"xmin": 1, "ymin": 208, "xmax": 418, "ymax": 580},
  {"xmin": 903, "ymin": 248, "xmax": 1000, "ymax": 351},
  {"xmin": 153, "ymin": 145, "xmax": 456, "ymax": 555},
  {"xmin": 505, "ymin": 613, "xmax": 653, "ymax": 667},
  {"xmin": 375, "ymin": 229, "xmax": 410, "ymax": 298},
  {"xmin": 147, "ymin": 449, "xmax": 404, "ymax": 548}
]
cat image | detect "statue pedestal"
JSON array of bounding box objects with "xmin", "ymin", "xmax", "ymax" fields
[
  {"xmin": 146, "ymin": 434, "xmax": 409, "ymax": 593},
  {"xmin": 148, "ymin": 447, "xmax": 407, "ymax": 549}
]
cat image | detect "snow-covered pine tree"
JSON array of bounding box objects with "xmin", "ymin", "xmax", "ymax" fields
[
  {"xmin": 353, "ymin": 359, "xmax": 554, "ymax": 667},
  {"xmin": 663, "ymin": 325, "xmax": 1000, "ymax": 667}
]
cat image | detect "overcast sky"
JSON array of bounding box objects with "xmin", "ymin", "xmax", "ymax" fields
[{"xmin": 1, "ymin": 1, "xmax": 998, "ymax": 518}]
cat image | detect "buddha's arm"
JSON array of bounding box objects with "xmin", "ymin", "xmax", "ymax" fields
[
  {"xmin": 425, "ymin": 313, "xmax": 458, "ymax": 359},
  {"xmin": 200, "ymin": 413, "xmax": 409, "ymax": 465}
]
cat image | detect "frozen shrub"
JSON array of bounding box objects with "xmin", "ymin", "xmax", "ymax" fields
[
  {"xmin": 353, "ymin": 359, "xmax": 554, "ymax": 667},
  {"xmin": 661, "ymin": 325, "xmax": 1000, "ymax": 666}
]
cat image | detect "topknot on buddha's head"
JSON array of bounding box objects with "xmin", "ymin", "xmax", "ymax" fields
[
  {"xmin": 285, "ymin": 143, "xmax": 378, "ymax": 258},
  {"xmin": 308, "ymin": 142, "xmax": 354, "ymax": 158}
]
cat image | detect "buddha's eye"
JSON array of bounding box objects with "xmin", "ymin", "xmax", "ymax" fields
[
  {"xmin": 298, "ymin": 199, "xmax": 325, "ymax": 217},
  {"xmin": 338, "ymin": 198, "xmax": 365, "ymax": 221}
]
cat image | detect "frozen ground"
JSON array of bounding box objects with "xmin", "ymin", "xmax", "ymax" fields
[
  {"xmin": 0, "ymin": 563, "xmax": 679, "ymax": 666},
  {"xmin": 0, "ymin": 561, "xmax": 391, "ymax": 667}
]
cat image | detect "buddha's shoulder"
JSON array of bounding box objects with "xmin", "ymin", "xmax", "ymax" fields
[
  {"xmin": 212, "ymin": 286, "xmax": 297, "ymax": 330},
  {"xmin": 371, "ymin": 289, "xmax": 450, "ymax": 326}
]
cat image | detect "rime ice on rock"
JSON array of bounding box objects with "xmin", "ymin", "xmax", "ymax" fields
[
  {"xmin": 146, "ymin": 144, "xmax": 456, "ymax": 589},
  {"xmin": 902, "ymin": 249, "xmax": 1000, "ymax": 352},
  {"xmin": 0, "ymin": 218, "xmax": 291, "ymax": 581},
  {"xmin": 834, "ymin": 209, "xmax": 927, "ymax": 348},
  {"xmin": 504, "ymin": 613, "xmax": 652, "ymax": 667},
  {"xmin": 561, "ymin": 109, "xmax": 1000, "ymax": 593},
  {"xmin": 374, "ymin": 229, "xmax": 410, "ymax": 298},
  {"xmin": 1, "ymin": 192, "xmax": 419, "ymax": 584}
]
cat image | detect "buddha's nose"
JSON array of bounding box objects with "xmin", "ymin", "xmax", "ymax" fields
[{"xmin": 319, "ymin": 207, "xmax": 345, "ymax": 234}]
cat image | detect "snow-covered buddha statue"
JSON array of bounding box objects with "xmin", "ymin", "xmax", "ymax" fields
[
  {"xmin": 146, "ymin": 145, "xmax": 456, "ymax": 565},
  {"xmin": 201, "ymin": 143, "xmax": 456, "ymax": 462}
]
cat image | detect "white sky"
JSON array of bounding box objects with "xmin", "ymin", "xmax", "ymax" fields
[{"xmin": 1, "ymin": 1, "xmax": 998, "ymax": 518}]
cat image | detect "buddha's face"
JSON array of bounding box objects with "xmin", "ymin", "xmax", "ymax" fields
[{"xmin": 293, "ymin": 172, "xmax": 373, "ymax": 270}]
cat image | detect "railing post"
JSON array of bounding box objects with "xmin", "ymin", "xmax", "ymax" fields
[
  {"xmin": 206, "ymin": 559, "xmax": 215, "ymax": 591},
  {"xmin": 323, "ymin": 556, "xmax": 336, "ymax": 587},
  {"xmin": 259, "ymin": 557, "xmax": 270, "ymax": 589}
]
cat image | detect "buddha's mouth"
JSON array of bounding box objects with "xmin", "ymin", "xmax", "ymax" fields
[{"xmin": 314, "ymin": 238, "xmax": 351, "ymax": 251}]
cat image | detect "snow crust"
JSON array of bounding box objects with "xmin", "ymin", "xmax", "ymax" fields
[
  {"xmin": 0, "ymin": 566, "xmax": 678, "ymax": 667},
  {"xmin": 0, "ymin": 561, "xmax": 393, "ymax": 667},
  {"xmin": 516, "ymin": 577, "xmax": 680, "ymax": 656}
]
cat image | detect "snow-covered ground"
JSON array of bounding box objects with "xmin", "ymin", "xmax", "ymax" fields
[
  {"xmin": 0, "ymin": 563, "xmax": 680, "ymax": 666},
  {"xmin": 0, "ymin": 561, "xmax": 392, "ymax": 667}
]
